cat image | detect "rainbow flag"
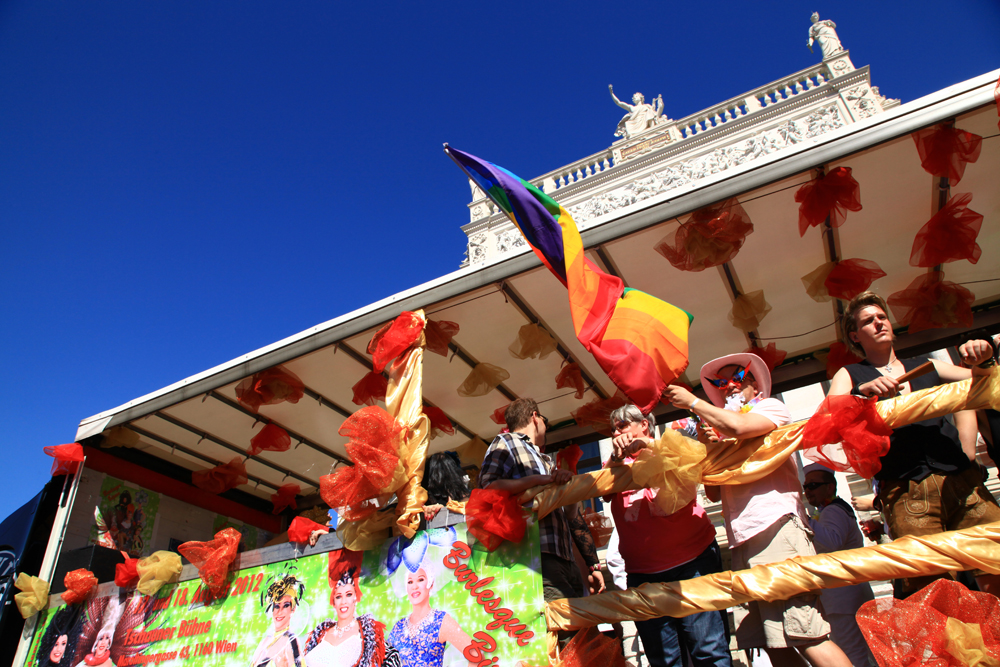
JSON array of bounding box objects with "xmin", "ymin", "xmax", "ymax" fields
[{"xmin": 446, "ymin": 146, "xmax": 691, "ymax": 413}]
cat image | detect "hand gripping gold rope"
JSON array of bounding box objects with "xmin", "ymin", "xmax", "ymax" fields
[
  {"xmin": 525, "ymin": 367, "xmax": 1000, "ymax": 518},
  {"xmin": 544, "ymin": 521, "xmax": 1000, "ymax": 631}
]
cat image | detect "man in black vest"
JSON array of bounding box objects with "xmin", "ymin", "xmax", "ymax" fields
[{"xmin": 828, "ymin": 291, "xmax": 1000, "ymax": 597}]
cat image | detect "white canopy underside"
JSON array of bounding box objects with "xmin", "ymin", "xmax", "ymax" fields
[{"xmin": 76, "ymin": 71, "xmax": 1000, "ymax": 502}]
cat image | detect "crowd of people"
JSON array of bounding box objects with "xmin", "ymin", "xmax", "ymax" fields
[{"xmin": 469, "ymin": 291, "xmax": 999, "ymax": 667}]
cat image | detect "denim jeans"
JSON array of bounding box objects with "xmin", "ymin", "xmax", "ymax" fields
[{"xmin": 627, "ymin": 541, "xmax": 732, "ymax": 667}]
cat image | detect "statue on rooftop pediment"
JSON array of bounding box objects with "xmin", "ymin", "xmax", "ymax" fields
[
  {"xmin": 807, "ymin": 12, "xmax": 844, "ymax": 60},
  {"xmin": 609, "ymin": 85, "xmax": 667, "ymax": 139}
]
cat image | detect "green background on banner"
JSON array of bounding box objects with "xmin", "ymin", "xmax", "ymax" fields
[{"xmin": 27, "ymin": 523, "xmax": 546, "ymax": 667}]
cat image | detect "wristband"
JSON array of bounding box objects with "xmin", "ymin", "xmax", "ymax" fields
[
  {"xmin": 588, "ymin": 563, "xmax": 602, "ymax": 573},
  {"xmin": 690, "ymin": 398, "xmax": 701, "ymax": 410},
  {"xmin": 850, "ymin": 382, "xmax": 867, "ymax": 398}
]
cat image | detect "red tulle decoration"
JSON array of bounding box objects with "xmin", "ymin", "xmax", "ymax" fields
[
  {"xmin": 319, "ymin": 406, "xmax": 401, "ymax": 513},
  {"xmin": 235, "ymin": 365, "xmax": 305, "ymax": 413},
  {"xmin": 247, "ymin": 423, "xmax": 291, "ymax": 457},
  {"xmin": 887, "ymin": 273, "xmax": 975, "ymax": 334},
  {"xmin": 465, "ymin": 488, "xmax": 526, "ymax": 552},
  {"xmin": 61, "ymin": 569, "xmax": 98, "ymax": 605},
  {"xmin": 367, "ymin": 311, "xmax": 424, "ymax": 373},
  {"xmin": 191, "ymin": 457, "xmax": 249, "ymax": 495},
  {"xmin": 801, "ymin": 394, "xmax": 893, "ymax": 478},
  {"xmin": 424, "ymin": 319, "xmax": 460, "ymax": 357},
  {"xmin": 857, "ymin": 579, "xmax": 1000, "ymax": 667},
  {"xmin": 909, "ymin": 193, "xmax": 983, "ymax": 267},
  {"xmin": 555, "ymin": 362, "xmax": 586, "ymax": 399},
  {"xmin": 794, "ymin": 166, "xmax": 862, "ymax": 236},
  {"xmin": 745, "ymin": 343, "xmax": 788, "ymax": 373},
  {"xmin": 561, "ymin": 627, "xmax": 628, "ymax": 667},
  {"xmin": 572, "ymin": 393, "xmax": 628, "ymax": 437},
  {"xmin": 654, "ymin": 198, "xmax": 754, "ymax": 272},
  {"xmin": 912, "ymin": 124, "xmax": 982, "ymax": 186},
  {"xmin": 489, "ymin": 404, "xmax": 510, "ymax": 426},
  {"xmin": 824, "ymin": 258, "xmax": 886, "ymax": 301},
  {"xmin": 115, "ymin": 558, "xmax": 140, "ymax": 588},
  {"xmin": 328, "ymin": 548, "xmax": 364, "ymax": 601},
  {"xmin": 288, "ymin": 516, "xmax": 328, "ymax": 544},
  {"xmin": 43, "ymin": 443, "xmax": 85, "ymax": 476},
  {"xmin": 556, "ymin": 444, "xmax": 583, "ymax": 475},
  {"xmin": 423, "ymin": 406, "xmax": 455, "ymax": 439},
  {"xmin": 995, "ymin": 73, "xmax": 1000, "ymax": 130},
  {"xmin": 178, "ymin": 527, "xmax": 242, "ymax": 594},
  {"xmin": 823, "ymin": 342, "xmax": 864, "ymax": 380},
  {"xmin": 270, "ymin": 483, "xmax": 300, "ymax": 514},
  {"xmin": 351, "ymin": 371, "xmax": 388, "ymax": 406},
  {"xmin": 584, "ymin": 511, "xmax": 614, "ymax": 549}
]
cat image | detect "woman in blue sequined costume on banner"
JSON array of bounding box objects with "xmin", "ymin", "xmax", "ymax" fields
[{"xmin": 385, "ymin": 527, "xmax": 475, "ymax": 667}]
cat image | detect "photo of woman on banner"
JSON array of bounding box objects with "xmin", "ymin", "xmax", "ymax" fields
[
  {"xmin": 250, "ymin": 568, "xmax": 309, "ymax": 667},
  {"xmin": 36, "ymin": 607, "xmax": 83, "ymax": 667},
  {"xmin": 384, "ymin": 527, "xmax": 475, "ymax": 667},
  {"xmin": 304, "ymin": 549, "xmax": 400, "ymax": 667}
]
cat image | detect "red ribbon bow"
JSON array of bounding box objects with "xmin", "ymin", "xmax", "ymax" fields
[
  {"xmin": 888, "ymin": 273, "xmax": 975, "ymax": 334},
  {"xmin": 247, "ymin": 423, "xmax": 291, "ymax": 457},
  {"xmin": 191, "ymin": 457, "xmax": 249, "ymax": 495},
  {"xmin": 114, "ymin": 557, "xmax": 140, "ymax": 588},
  {"xmin": 235, "ymin": 366, "xmax": 305, "ymax": 413},
  {"xmin": 912, "ymin": 124, "xmax": 982, "ymax": 186},
  {"xmin": 178, "ymin": 527, "xmax": 242, "ymax": 595},
  {"xmin": 801, "ymin": 394, "xmax": 893, "ymax": 478},
  {"xmin": 654, "ymin": 198, "xmax": 754, "ymax": 272},
  {"xmin": 794, "ymin": 166, "xmax": 862, "ymax": 236},
  {"xmin": 465, "ymin": 488, "xmax": 527, "ymax": 552},
  {"xmin": 270, "ymin": 483, "xmax": 300, "ymax": 515},
  {"xmin": 351, "ymin": 371, "xmax": 388, "ymax": 407},
  {"xmin": 319, "ymin": 406, "xmax": 401, "ymax": 517},
  {"xmin": 555, "ymin": 363, "xmax": 586, "ymax": 400},
  {"xmin": 61, "ymin": 568, "xmax": 98, "ymax": 605},
  {"xmin": 909, "ymin": 193, "xmax": 983, "ymax": 268},
  {"xmin": 368, "ymin": 311, "xmax": 424, "ymax": 373},
  {"xmin": 43, "ymin": 443, "xmax": 85, "ymax": 476}
]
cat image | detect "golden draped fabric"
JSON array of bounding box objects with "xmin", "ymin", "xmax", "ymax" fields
[
  {"xmin": 338, "ymin": 310, "xmax": 431, "ymax": 550},
  {"xmin": 528, "ymin": 367, "xmax": 1000, "ymax": 517},
  {"xmin": 13, "ymin": 573, "xmax": 49, "ymax": 619},
  {"xmin": 545, "ymin": 521, "xmax": 1000, "ymax": 631},
  {"xmin": 136, "ymin": 551, "xmax": 183, "ymax": 596}
]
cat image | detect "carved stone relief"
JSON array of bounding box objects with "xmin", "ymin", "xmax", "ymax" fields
[
  {"xmin": 468, "ymin": 233, "xmax": 488, "ymax": 265},
  {"xmin": 569, "ymin": 104, "xmax": 845, "ymax": 223},
  {"xmin": 843, "ymin": 85, "xmax": 880, "ymax": 120},
  {"xmin": 496, "ymin": 229, "xmax": 526, "ymax": 255}
]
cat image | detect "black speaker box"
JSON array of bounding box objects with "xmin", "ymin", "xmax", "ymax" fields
[{"xmin": 50, "ymin": 545, "xmax": 126, "ymax": 593}]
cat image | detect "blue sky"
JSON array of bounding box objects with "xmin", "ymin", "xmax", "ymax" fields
[{"xmin": 2, "ymin": 0, "xmax": 998, "ymax": 520}]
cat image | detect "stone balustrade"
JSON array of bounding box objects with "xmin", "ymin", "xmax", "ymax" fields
[
  {"xmin": 536, "ymin": 149, "xmax": 616, "ymax": 193},
  {"xmin": 677, "ymin": 61, "xmax": 834, "ymax": 139}
]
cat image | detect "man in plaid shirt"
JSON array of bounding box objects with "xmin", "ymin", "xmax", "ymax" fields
[{"xmin": 478, "ymin": 398, "xmax": 605, "ymax": 604}]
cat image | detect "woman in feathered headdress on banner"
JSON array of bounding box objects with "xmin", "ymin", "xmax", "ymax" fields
[
  {"xmin": 304, "ymin": 550, "xmax": 400, "ymax": 667},
  {"xmin": 250, "ymin": 567, "xmax": 308, "ymax": 667},
  {"xmin": 384, "ymin": 527, "xmax": 474, "ymax": 667},
  {"xmin": 36, "ymin": 607, "xmax": 83, "ymax": 667}
]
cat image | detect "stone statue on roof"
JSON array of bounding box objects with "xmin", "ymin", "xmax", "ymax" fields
[
  {"xmin": 609, "ymin": 85, "xmax": 666, "ymax": 139},
  {"xmin": 807, "ymin": 12, "xmax": 844, "ymax": 60}
]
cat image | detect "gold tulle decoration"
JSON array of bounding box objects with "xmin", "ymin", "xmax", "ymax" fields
[
  {"xmin": 728, "ymin": 290, "xmax": 771, "ymax": 332},
  {"xmin": 457, "ymin": 363, "xmax": 510, "ymax": 397},
  {"xmin": 14, "ymin": 573, "xmax": 49, "ymax": 619},
  {"xmin": 136, "ymin": 551, "xmax": 183, "ymax": 596},
  {"xmin": 509, "ymin": 323, "xmax": 559, "ymax": 360}
]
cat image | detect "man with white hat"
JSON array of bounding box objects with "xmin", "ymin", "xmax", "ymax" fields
[
  {"xmin": 664, "ymin": 353, "xmax": 851, "ymax": 667},
  {"xmin": 802, "ymin": 463, "xmax": 874, "ymax": 667}
]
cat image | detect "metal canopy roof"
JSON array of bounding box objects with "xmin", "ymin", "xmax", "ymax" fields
[{"xmin": 76, "ymin": 70, "xmax": 1000, "ymax": 504}]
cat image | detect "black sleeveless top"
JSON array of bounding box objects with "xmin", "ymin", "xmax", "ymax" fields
[{"xmin": 845, "ymin": 357, "xmax": 969, "ymax": 482}]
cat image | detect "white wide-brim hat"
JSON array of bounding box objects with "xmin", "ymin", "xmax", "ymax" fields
[{"xmin": 699, "ymin": 353, "xmax": 771, "ymax": 407}]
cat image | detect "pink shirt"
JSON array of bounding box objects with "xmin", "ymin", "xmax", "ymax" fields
[
  {"xmin": 720, "ymin": 397, "xmax": 809, "ymax": 547},
  {"xmin": 611, "ymin": 474, "xmax": 717, "ymax": 574}
]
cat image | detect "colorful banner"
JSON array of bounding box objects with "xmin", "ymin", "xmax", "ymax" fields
[
  {"xmin": 26, "ymin": 523, "xmax": 546, "ymax": 667},
  {"xmin": 90, "ymin": 477, "xmax": 160, "ymax": 558}
]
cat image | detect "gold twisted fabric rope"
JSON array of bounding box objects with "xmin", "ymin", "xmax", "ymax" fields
[
  {"xmin": 544, "ymin": 521, "xmax": 1000, "ymax": 631},
  {"xmin": 525, "ymin": 367, "xmax": 1000, "ymax": 518}
]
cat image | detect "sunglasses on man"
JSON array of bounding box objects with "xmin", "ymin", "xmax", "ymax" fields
[
  {"xmin": 802, "ymin": 481, "xmax": 831, "ymax": 491},
  {"xmin": 706, "ymin": 365, "xmax": 748, "ymax": 389}
]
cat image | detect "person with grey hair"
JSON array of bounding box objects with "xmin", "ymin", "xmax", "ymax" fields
[{"xmin": 606, "ymin": 404, "xmax": 731, "ymax": 667}]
